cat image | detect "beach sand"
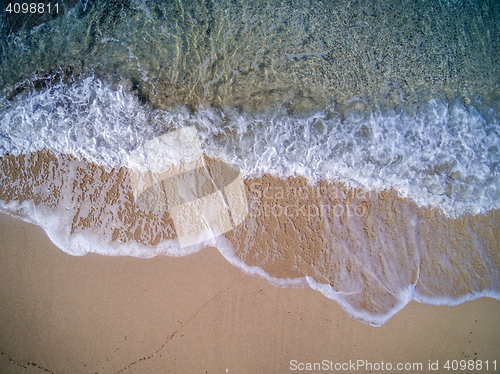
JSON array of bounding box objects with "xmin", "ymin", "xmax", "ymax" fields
[{"xmin": 1, "ymin": 213, "xmax": 499, "ymax": 374}]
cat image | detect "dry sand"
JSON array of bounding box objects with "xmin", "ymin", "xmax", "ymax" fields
[{"xmin": 1, "ymin": 213, "xmax": 499, "ymax": 374}]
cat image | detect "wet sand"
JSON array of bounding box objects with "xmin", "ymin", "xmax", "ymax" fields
[
  {"xmin": 2, "ymin": 151, "xmax": 499, "ymax": 325},
  {"xmin": 1, "ymin": 213, "xmax": 499, "ymax": 374}
]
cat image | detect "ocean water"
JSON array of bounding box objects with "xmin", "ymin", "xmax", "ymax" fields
[{"xmin": 0, "ymin": 0, "xmax": 499, "ymax": 325}]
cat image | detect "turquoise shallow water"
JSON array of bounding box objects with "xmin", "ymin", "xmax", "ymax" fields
[
  {"xmin": 1, "ymin": 0, "xmax": 500, "ymax": 109},
  {"xmin": 1, "ymin": 0, "xmax": 499, "ymax": 215},
  {"xmin": 0, "ymin": 0, "xmax": 499, "ymax": 324}
]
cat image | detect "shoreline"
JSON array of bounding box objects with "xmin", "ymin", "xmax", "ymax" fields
[
  {"xmin": 1, "ymin": 151, "xmax": 499, "ymax": 325},
  {"xmin": 1, "ymin": 213, "xmax": 500, "ymax": 373},
  {"xmin": 2, "ymin": 0, "xmax": 500, "ymax": 371}
]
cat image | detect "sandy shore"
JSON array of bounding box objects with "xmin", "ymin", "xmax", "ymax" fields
[
  {"xmin": 2, "ymin": 151, "xmax": 499, "ymax": 326},
  {"xmin": 1, "ymin": 213, "xmax": 499, "ymax": 374}
]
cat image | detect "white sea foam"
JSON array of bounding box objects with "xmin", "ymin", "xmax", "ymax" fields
[
  {"xmin": 2, "ymin": 78, "xmax": 498, "ymax": 217},
  {"xmin": 1, "ymin": 77, "xmax": 499, "ymax": 325},
  {"xmin": 0, "ymin": 198, "xmax": 196, "ymax": 258},
  {"xmin": 3, "ymin": 196, "xmax": 419, "ymax": 326}
]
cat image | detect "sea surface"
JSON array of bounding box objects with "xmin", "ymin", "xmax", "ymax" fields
[{"xmin": 0, "ymin": 0, "xmax": 499, "ymax": 325}]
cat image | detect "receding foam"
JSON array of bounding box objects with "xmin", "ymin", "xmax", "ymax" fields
[
  {"xmin": 1, "ymin": 79, "xmax": 500, "ymax": 325},
  {"xmin": 1, "ymin": 78, "xmax": 498, "ymax": 217}
]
